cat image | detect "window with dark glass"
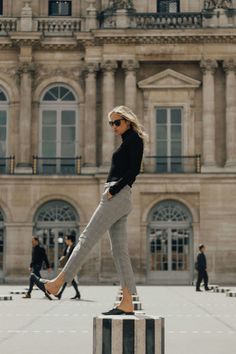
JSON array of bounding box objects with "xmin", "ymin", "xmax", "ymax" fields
[
  {"xmin": 49, "ymin": 1, "xmax": 72, "ymax": 16},
  {"xmin": 0, "ymin": 0, "xmax": 3, "ymax": 15},
  {"xmin": 157, "ymin": 0, "xmax": 180, "ymax": 13}
]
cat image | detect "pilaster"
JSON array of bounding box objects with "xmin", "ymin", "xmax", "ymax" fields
[
  {"xmin": 223, "ymin": 59, "xmax": 236, "ymax": 170},
  {"xmin": 100, "ymin": 60, "xmax": 118, "ymax": 170},
  {"xmin": 200, "ymin": 59, "xmax": 218, "ymax": 171}
]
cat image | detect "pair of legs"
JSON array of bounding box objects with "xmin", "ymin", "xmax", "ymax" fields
[
  {"xmin": 196, "ymin": 269, "xmax": 209, "ymax": 291},
  {"xmin": 45, "ymin": 185, "xmax": 135, "ymax": 312},
  {"xmin": 56, "ymin": 279, "xmax": 81, "ymax": 299},
  {"xmin": 27, "ymin": 266, "xmax": 41, "ymax": 295}
]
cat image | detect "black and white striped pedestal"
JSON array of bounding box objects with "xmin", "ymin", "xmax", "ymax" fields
[
  {"xmin": 0, "ymin": 295, "xmax": 12, "ymax": 301},
  {"xmin": 226, "ymin": 291, "xmax": 236, "ymax": 297},
  {"xmin": 214, "ymin": 287, "xmax": 230, "ymax": 293},
  {"xmin": 10, "ymin": 290, "xmax": 26, "ymax": 294},
  {"xmin": 93, "ymin": 315, "xmax": 164, "ymax": 354}
]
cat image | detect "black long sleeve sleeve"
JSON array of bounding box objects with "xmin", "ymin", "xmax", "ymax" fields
[{"xmin": 106, "ymin": 128, "xmax": 144, "ymax": 196}]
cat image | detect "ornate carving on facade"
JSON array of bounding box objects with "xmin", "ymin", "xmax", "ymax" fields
[
  {"xmin": 200, "ymin": 59, "xmax": 218, "ymax": 74},
  {"xmin": 33, "ymin": 65, "xmax": 83, "ymax": 88},
  {"xmin": 122, "ymin": 59, "xmax": 139, "ymax": 71},
  {"xmin": 85, "ymin": 61, "xmax": 99, "ymax": 74},
  {"xmin": 91, "ymin": 33, "xmax": 236, "ymax": 47},
  {"xmin": 101, "ymin": 59, "xmax": 118, "ymax": 72},
  {"xmin": 223, "ymin": 59, "xmax": 236, "ymax": 73},
  {"xmin": 204, "ymin": 0, "xmax": 233, "ymax": 10}
]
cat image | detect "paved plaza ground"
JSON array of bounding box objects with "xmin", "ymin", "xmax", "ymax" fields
[{"xmin": 0, "ymin": 284, "xmax": 236, "ymax": 354}]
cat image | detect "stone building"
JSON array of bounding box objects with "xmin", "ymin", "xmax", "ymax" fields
[{"xmin": 0, "ymin": 0, "xmax": 236, "ymax": 285}]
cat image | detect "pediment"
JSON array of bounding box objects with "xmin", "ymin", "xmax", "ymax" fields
[{"xmin": 138, "ymin": 69, "xmax": 201, "ymax": 89}]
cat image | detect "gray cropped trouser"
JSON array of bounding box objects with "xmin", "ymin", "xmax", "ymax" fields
[{"xmin": 63, "ymin": 183, "xmax": 137, "ymax": 294}]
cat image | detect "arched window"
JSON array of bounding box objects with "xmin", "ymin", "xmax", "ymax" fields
[
  {"xmin": 147, "ymin": 200, "xmax": 193, "ymax": 284},
  {"xmin": 39, "ymin": 85, "xmax": 79, "ymax": 174},
  {"xmin": 34, "ymin": 200, "xmax": 79, "ymax": 275},
  {"xmin": 0, "ymin": 87, "xmax": 8, "ymax": 159},
  {"xmin": 0, "ymin": 87, "xmax": 9, "ymax": 174},
  {"xmin": 0, "ymin": 208, "xmax": 5, "ymax": 278}
]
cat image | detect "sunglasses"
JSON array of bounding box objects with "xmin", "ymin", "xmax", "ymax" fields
[{"xmin": 109, "ymin": 118, "xmax": 125, "ymax": 127}]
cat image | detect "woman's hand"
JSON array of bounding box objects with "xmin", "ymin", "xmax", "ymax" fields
[{"xmin": 107, "ymin": 192, "xmax": 113, "ymax": 200}]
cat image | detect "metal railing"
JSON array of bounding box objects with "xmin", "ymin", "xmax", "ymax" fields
[
  {"xmin": 143, "ymin": 155, "xmax": 201, "ymax": 174},
  {"xmin": 37, "ymin": 17, "xmax": 84, "ymax": 34},
  {"xmin": 32, "ymin": 156, "xmax": 82, "ymax": 175},
  {"xmin": 0, "ymin": 156, "xmax": 15, "ymax": 174}
]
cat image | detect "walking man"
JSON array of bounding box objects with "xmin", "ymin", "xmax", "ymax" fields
[
  {"xmin": 196, "ymin": 244, "xmax": 210, "ymax": 292},
  {"xmin": 23, "ymin": 236, "xmax": 51, "ymax": 298}
]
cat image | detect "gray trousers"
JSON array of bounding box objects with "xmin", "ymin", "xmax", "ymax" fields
[{"xmin": 63, "ymin": 183, "xmax": 137, "ymax": 294}]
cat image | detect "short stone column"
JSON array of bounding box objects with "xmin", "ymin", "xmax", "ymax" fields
[
  {"xmin": 17, "ymin": 60, "xmax": 35, "ymax": 169},
  {"xmin": 122, "ymin": 59, "xmax": 139, "ymax": 112},
  {"xmin": 200, "ymin": 59, "xmax": 218, "ymax": 169},
  {"xmin": 84, "ymin": 62, "xmax": 99, "ymax": 169},
  {"xmin": 93, "ymin": 315, "xmax": 164, "ymax": 354},
  {"xmin": 223, "ymin": 59, "xmax": 236, "ymax": 169},
  {"xmin": 101, "ymin": 60, "xmax": 118, "ymax": 169}
]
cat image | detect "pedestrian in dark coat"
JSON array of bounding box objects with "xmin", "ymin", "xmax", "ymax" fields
[
  {"xmin": 23, "ymin": 236, "xmax": 51, "ymax": 298},
  {"xmin": 196, "ymin": 244, "xmax": 210, "ymax": 291}
]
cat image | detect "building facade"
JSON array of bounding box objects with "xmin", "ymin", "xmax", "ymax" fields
[{"xmin": 0, "ymin": 0, "xmax": 236, "ymax": 285}]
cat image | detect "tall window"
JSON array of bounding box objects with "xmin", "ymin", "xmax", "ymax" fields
[
  {"xmin": 40, "ymin": 85, "xmax": 78, "ymax": 174},
  {"xmin": 157, "ymin": 0, "xmax": 180, "ymax": 13},
  {"xmin": 49, "ymin": 1, "xmax": 72, "ymax": 16},
  {"xmin": 0, "ymin": 209, "xmax": 4, "ymax": 277},
  {"xmin": 0, "ymin": 0, "xmax": 3, "ymax": 15},
  {"xmin": 156, "ymin": 107, "xmax": 182, "ymax": 172},
  {"xmin": 0, "ymin": 88, "xmax": 8, "ymax": 172}
]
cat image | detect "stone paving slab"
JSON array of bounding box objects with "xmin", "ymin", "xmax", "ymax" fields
[{"xmin": 0, "ymin": 285, "xmax": 236, "ymax": 354}]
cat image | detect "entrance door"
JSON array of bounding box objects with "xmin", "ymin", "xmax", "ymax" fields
[
  {"xmin": 34, "ymin": 200, "xmax": 79, "ymax": 278},
  {"xmin": 147, "ymin": 200, "xmax": 193, "ymax": 284},
  {"xmin": 38, "ymin": 227, "xmax": 75, "ymax": 277}
]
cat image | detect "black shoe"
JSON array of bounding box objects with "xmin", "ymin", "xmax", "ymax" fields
[
  {"xmin": 55, "ymin": 293, "xmax": 62, "ymax": 300},
  {"xmin": 102, "ymin": 308, "xmax": 134, "ymax": 316},
  {"xmin": 70, "ymin": 292, "xmax": 81, "ymax": 300},
  {"xmin": 196, "ymin": 289, "xmax": 202, "ymax": 292},
  {"xmin": 205, "ymin": 288, "xmax": 211, "ymax": 291},
  {"xmin": 22, "ymin": 293, "xmax": 31, "ymax": 299},
  {"xmin": 30, "ymin": 273, "xmax": 52, "ymax": 300}
]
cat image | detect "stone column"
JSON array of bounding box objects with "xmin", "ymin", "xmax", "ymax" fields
[
  {"xmin": 122, "ymin": 59, "xmax": 139, "ymax": 112},
  {"xmin": 101, "ymin": 60, "xmax": 117, "ymax": 169},
  {"xmin": 223, "ymin": 59, "xmax": 236, "ymax": 168},
  {"xmin": 17, "ymin": 60, "xmax": 35, "ymax": 169},
  {"xmin": 84, "ymin": 62, "xmax": 99, "ymax": 168},
  {"xmin": 200, "ymin": 59, "xmax": 218, "ymax": 169}
]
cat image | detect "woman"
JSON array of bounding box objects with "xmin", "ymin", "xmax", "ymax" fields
[{"xmin": 34, "ymin": 105, "xmax": 147, "ymax": 315}]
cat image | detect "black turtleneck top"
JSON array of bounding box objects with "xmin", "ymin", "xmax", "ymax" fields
[{"xmin": 106, "ymin": 128, "xmax": 144, "ymax": 196}]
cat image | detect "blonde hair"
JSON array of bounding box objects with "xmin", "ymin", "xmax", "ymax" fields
[{"xmin": 108, "ymin": 105, "xmax": 148, "ymax": 142}]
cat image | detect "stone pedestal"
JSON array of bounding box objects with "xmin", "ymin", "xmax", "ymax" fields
[
  {"xmin": 116, "ymin": 9, "xmax": 129, "ymax": 28},
  {"xmin": 93, "ymin": 315, "xmax": 164, "ymax": 354},
  {"xmin": 20, "ymin": 1, "xmax": 33, "ymax": 32},
  {"xmin": 86, "ymin": 0, "xmax": 97, "ymax": 31}
]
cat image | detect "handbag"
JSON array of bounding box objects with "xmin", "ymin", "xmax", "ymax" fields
[{"xmin": 59, "ymin": 255, "xmax": 68, "ymax": 267}]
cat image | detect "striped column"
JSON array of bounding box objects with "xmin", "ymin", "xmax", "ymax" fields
[{"xmin": 93, "ymin": 315, "xmax": 164, "ymax": 354}]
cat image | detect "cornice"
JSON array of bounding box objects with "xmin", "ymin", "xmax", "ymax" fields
[{"xmin": 78, "ymin": 28, "xmax": 236, "ymax": 46}]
